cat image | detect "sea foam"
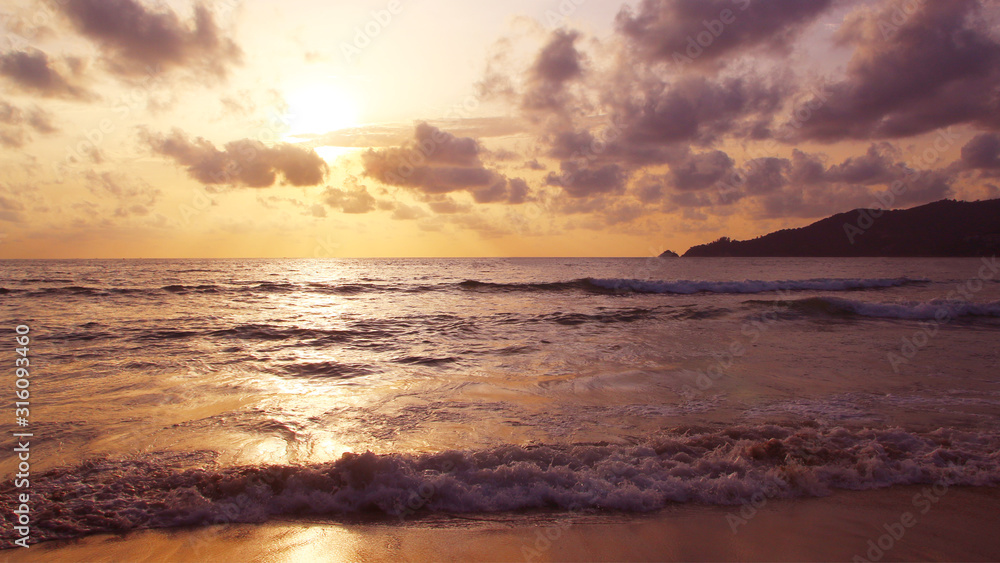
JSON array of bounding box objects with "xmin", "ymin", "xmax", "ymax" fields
[{"xmin": 4, "ymin": 424, "xmax": 997, "ymax": 546}]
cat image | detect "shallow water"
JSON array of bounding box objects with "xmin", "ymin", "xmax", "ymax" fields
[{"xmin": 1, "ymin": 257, "xmax": 998, "ymax": 545}]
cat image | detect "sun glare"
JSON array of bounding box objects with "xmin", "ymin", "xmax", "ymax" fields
[{"xmin": 283, "ymin": 80, "xmax": 362, "ymax": 139}]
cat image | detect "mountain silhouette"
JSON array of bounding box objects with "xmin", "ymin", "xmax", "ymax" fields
[{"xmin": 682, "ymin": 199, "xmax": 1000, "ymax": 257}]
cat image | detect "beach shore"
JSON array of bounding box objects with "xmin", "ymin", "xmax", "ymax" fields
[{"xmin": 4, "ymin": 486, "xmax": 999, "ymax": 562}]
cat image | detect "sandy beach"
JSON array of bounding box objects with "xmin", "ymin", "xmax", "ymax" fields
[{"xmin": 4, "ymin": 486, "xmax": 998, "ymax": 562}]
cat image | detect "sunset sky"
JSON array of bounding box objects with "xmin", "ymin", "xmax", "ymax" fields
[{"xmin": 1, "ymin": 0, "xmax": 999, "ymax": 258}]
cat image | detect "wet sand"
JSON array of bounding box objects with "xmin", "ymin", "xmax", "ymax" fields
[{"xmin": 4, "ymin": 486, "xmax": 999, "ymax": 562}]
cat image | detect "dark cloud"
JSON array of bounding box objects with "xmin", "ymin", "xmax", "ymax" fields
[
  {"xmin": 741, "ymin": 156, "xmax": 789, "ymax": 195},
  {"xmin": 470, "ymin": 0, "xmax": 995, "ymax": 229},
  {"xmin": 788, "ymin": 149, "xmax": 827, "ymax": 185},
  {"xmin": 144, "ymin": 129, "xmax": 327, "ymax": 188},
  {"xmin": 633, "ymin": 175, "xmax": 666, "ymax": 204},
  {"xmin": 522, "ymin": 30, "xmax": 584, "ymax": 114},
  {"xmin": 666, "ymin": 149, "xmax": 735, "ymax": 191},
  {"xmin": 545, "ymin": 162, "xmax": 627, "ymax": 197},
  {"xmin": 637, "ymin": 142, "xmax": 952, "ymax": 219},
  {"xmin": 362, "ymin": 123, "xmax": 530, "ymax": 204},
  {"xmin": 823, "ymin": 143, "xmax": 903, "ymax": 184},
  {"xmin": 55, "ymin": 0, "xmax": 242, "ymax": 78},
  {"xmin": 0, "ymin": 50, "xmax": 91, "ymax": 99},
  {"xmin": 615, "ymin": 74, "xmax": 789, "ymax": 148},
  {"xmin": 616, "ymin": 0, "xmax": 833, "ymax": 66},
  {"xmin": 793, "ymin": 0, "xmax": 1000, "ymax": 141},
  {"xmin": 533, "ymin": 72, "xmax": 789, "ymax": 178},
  {"xmin": 961, "ymin": 133, "xmax": 1000, "ymax": 169},
  {"xmin": 758, "ymin": 165, "xmax": 954, "ymax": 219},
  {"xmin": 471, "ymin": 176, "xmax": 531, "ymax": 204},
  {"xmin": 507, "ymin": 177, "xmax": 530, "ymax": 204},
  {"xmin": 531, "ymin": 70, "xmax": 790, "ymax": 201}
]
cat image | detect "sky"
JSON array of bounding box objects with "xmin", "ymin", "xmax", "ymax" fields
[{"xmin": 1, "ymin": 0, "xmax": 999, "ymax": 258}]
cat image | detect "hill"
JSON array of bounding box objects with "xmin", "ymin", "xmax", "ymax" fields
[{"xmin": 682, "ymin": 199, "xmax": 1000, "ymax": 257}]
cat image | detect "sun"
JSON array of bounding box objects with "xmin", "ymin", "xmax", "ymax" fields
[{"xmin": 283, "ymin": 79, "xmax": 362, "ymax": 139}]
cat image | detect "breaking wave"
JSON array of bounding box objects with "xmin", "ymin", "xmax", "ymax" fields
[
  {"xmin": 11, "ymin": 277, "xmax": 927, "ymax": 298},
  {"xmin": 3, "ymin": 424, "xmax": 997, "ymax": 546},
  {"xmin": 585, "ymin": 277, "xmax": 927, "ymax": 295}
]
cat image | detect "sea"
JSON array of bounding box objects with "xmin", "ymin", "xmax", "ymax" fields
[{"xmin": 1, "ymin": 257, "xmax": 999, "ymax": 547}]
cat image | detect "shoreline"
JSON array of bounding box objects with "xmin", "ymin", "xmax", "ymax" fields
[{"xmin": 3, "ymin": 486, "xmax": 999, "ymax": 562}]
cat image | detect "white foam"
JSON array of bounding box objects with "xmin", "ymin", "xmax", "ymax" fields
[
  {"xmin": 10, "ymin": 425, "xmax": 1000, "ymax": 545},
  {"xmin": 588, "ymin": 277, "xmax": 925, "ymax": 295}
]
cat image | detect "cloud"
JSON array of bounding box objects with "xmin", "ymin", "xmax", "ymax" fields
[
  {"xmin": 390, "ymin": 202, "xmax": 429, "ymax": 220},
  {"xmin": 0, "ymin": 49, "xmax": 91, "ymax": 99},
  {"xmin": 362, "ymin": 123, "xmax": 530, "ymax": 204},
  {"xmin": 0, "ymin": 194, "xmax": 26, "ymax": 223},
  {"xmin": 615, "ymin": 73, "xmax": 789, "ymax": 149},
  {"xmin": 634, "ymin": 141, "xmax": 954, "ymax": 219},
  {"xmin": 545, "ymin": 161, "xmax": 628, "ymax": 197},
  {"xmin": 961, "ymin": 133, "xmax": 1000, "ymax": 169},
  {"xmin": 0, "ymin": 99, "xmax": 58, "ymax": 148},
  {"xmin": 726, "ymin": 157, "xmax": 785, "ymax": 197},
  {"xmin": 304, "ymin": 117, "xmax": 525, "ymax": 151},
  {"xmin": 615, "ymin": 0, "xmax": 833, "ymax": 66},
  {"xmin": 823, "ymin": 142, "xmax": 904, "ymax": 184},
  {"xmin": 793, "ymin": 0, "xmax": 1000, "ymax": 141},
  {"xmin": 535, "ymin": 70, "xmax": 791, "ymax": 181},
  {"xmin": 323, "ymin": 185, "xmax": 377, "ymax": 214},
  {"xmin": 84, "ymin": 171, "xmax": 161, "ymax": 217},
  {"xmin": 471, "ymin": 176, "xmax": 531, "ymax": 204},
  {"xmin": 522, "ymin": 30, "xmax": 584, "ymax": 115},
  {"xmin": 666, "ymin": 149, "xmax": 735, "ymax": 191},
  {"xmin": 54, "ymin": 0, "xmax": 242, "ymax": 78},
  {"xmin": 144, "ymin": 129, "xmax": 327, "ymax": 187},
  {"xmin": 423, "ymin": 196, "xmax": 473, "ymax": 214}
]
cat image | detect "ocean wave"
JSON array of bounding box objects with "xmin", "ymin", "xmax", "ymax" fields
[
  {"xmin": 3, "ymin": 424, "xmax": 997, "ymax": 546},
  {"xmin": 28, "ymin": 286, "xmax": 143, "ymax": 296},
  {"xmin": 280, "ymin": 361, "xmax": 374, "ymax": 379},
  {"xmin": 586, "ymin": 277, "xmax": 927, "ymax": 295},
  {"xmin": 457, "ymin": 279, "xmax": 586, "ymax": 292},
  {"xmin": 768, "ymin": 297, "xmax": 1000, "ymax": 320},
  {"xmin": 6, "ymin": 276, "xmax": 929, "ymax": 300},
  {"xmin": 162, "ymin": 284, "xmax": 222, "ymax": 293},
  {"xmin": 535, "ymin": 308, "xmax": 661, "ymax": 325}
]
